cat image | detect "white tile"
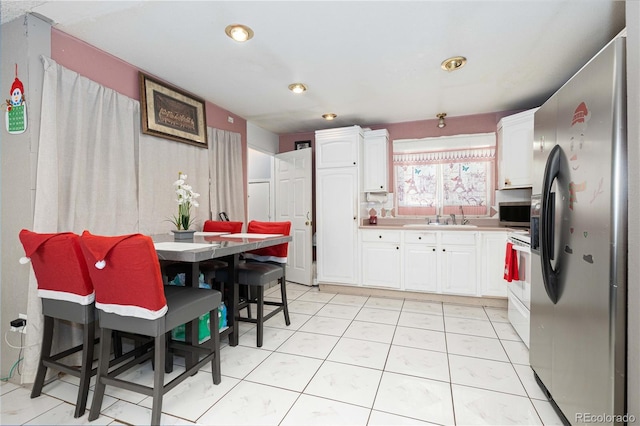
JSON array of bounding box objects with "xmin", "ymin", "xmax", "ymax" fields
[
  {"xmin": 0, "ymin": 386, "xmax": 61, "ymax": 425},
  {"xmin": 138, "ymin": 373, "xmax": 239, "ymax": 422},
  {"xmin": 40, "ymin": 378, "xmax": 117, "ymax": 414},
  {"xmin": 304, "ymin": 361, "xmax": 382, "ymax": 408},
  {"xmin": 385, "ymin": 345, "xmax": 450, "ymax": 382},
  {"xmin": 368, "ymin": 410, "xmax": 437, "ymax": 425},
  {"xmin": 276, "ymin": 331, "xmax": 339, "ymax": 359},
  {"xmin": 393, "ymin": 326, "xmax": 447, "ymax": 353},
  {"xmin": 26, "ymin": 402, "xmax": 114, "ymax": 425},
  {"xmin": 484, "ymin": 307, "xmax": 510, "ymax": 323},
  {"xmin": 451, "ymin": 384, "xmax": 542, "ymax": 425},
  {"xmin": 446, "ymin": 333, "xmax": 510, "ymax": 362},
  {"xmin": 402, "ymin": 300, "xmax": 443, "ymax": 315},
  {"xmin": 531, "ymin": 398, "xmax": 566, "ymax": 425},
  {"xmin": 0, "ymin": 380, "xmax": 20, "ymax": 395},
  {"xmin": 329, "ymin": 294, "xmax": 369, "ymax": 307},
  {"xmin": 198, "ymin": 381, "xmax": 299, "ymax": 426},
  {"xmin": 364, "ymin": 296, "xmax": 404, "ymax": 311},
  {"xmin": 343, "ymin": 321, "xmax": 396, "ymax": 344},
  {"xmin": 502, "ymin": 340, "xmax": 530, "ymax": 365},
  {"xmin": 444, "ymin": 316, "xmax": 497, "ymax": 338},
  {"xmin": 373, "ymin": 372, "xmax": 455, "ymax": 425},
  {"xmin": 287, "ymin": 300, "xmax": 326, "ymax": 315},
  {"xmin": 397, "ymin": 311, "xmax": 444, "ymax": 332},
  {"xmin": 443, "ymin": 303, "xmax": 489, "ymax": 320},
  {"xmin": 298, "ymin": 316, "xmax": 352, "ymax": 336},
  {"xmin": 512, "ymin": 364, "xmax": 548, "ymax": 400},
  {"xmin": 264, "ymin": 311, "xmax": 311, "ymax": 330},
  {"xmin": 448, "ymin": 354, "xmax": 527, "ymax": 396},
  {"xmin": 315, "ymin": 303, "xmax": 362, "ymax": 320},
  {"xmin": 281, "ymin": 394, "xmax": 370, "ymax": 426},
  {"xmin": 219, "ymin": 345, "xmax": 271, "ymax": 379},
  {"xmin": 239, "ymin": 325, "xmax": 295, "ymax": 350},
  {"xmin": 327, "ymin": 337, "xmax": 390, "ymax": 370},
  {"xmin": 101, "ymin": 399, "xmax": 195, "ymax": 425},
  {"xmin": 245, "ymin": 352, "xmax": 323, "ymax": 392},
  {"xmin": 297, "ymin": 290, "xmax": 337, "ymax": 303},
  {"xmin": 492, "ymin": 321, "xmax": 523, "ymax": 342},
  {"xmin": 284, "ymin": 288, "xmax": 309, "ymax": 300},
  {"xmin": 354, "ymin": 307, "xmax": 400, "ymax": 325}
]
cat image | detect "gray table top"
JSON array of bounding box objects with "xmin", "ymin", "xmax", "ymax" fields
[{"xmin": 152, "ymin": 233, "xmax": 292, "ymax": 263}]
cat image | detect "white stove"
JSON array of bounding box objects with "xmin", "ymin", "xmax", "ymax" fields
[{"xmin": 506, "ymin": 230, "xmax": 531, "ymax": 347}]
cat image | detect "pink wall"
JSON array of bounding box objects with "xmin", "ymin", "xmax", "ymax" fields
[{"xmin": 50, "ymin": 28, "xmax": 249, "ymax": 211}]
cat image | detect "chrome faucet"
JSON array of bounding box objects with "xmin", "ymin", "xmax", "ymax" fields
[
  {"xmin": 450, "ymin": 214, "xmax": 457, "ymax": 225},
  {"xmin": 459, "ymin": 206, "xmax": 469, "ymax": 225},
  {"xmin": 435, "ymin": 214, "xmax": 440, "ymax": 224}
]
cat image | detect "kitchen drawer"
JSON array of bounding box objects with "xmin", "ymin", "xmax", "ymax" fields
[
  {"xmin": 404, "ymin": 232, "xmax": 437, "ymax": 244},
  {"xmin": 508, "ymin": 289, "xmax": 530, "ymax": 348},
  {"xmin": 361, "ymin": 229, "xmax": 401, "ymax": 243},
  {"xmin": 441, "ymin": 231, "xmax": 476, "ymax": 245}
]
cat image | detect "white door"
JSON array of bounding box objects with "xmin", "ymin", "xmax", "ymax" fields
[
  {"xmin": 275, "ymin": 148, "xmax": 313, "ymax": 286},
  {"xmin": 248, "ymin": 181, "xmax": 271, "ymax": 222}
]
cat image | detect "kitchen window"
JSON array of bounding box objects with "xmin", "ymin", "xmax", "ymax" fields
[{"xmin": 393, "ymin": 133, "xmax": 496, "ymax": 217}]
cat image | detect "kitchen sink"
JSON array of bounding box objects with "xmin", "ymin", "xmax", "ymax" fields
[{"xmin": 402, "ymin": 224, "xmax": 477, "ymax": 229}]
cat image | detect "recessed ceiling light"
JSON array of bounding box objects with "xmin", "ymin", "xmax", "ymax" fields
[
  {"xmin": 225, "ymin": 24, "xmax": 254, "ymax": 42},
  {"xmin": 322, "ymin": 113, "xmax": 337, "ymax": 121},
  {"xmin": 288, "ymin": 83, "xmax": 307, "ymax": 94},
  {"xmin": 441, "ymin": 56, "xmax": 467, "ymax": 72}
]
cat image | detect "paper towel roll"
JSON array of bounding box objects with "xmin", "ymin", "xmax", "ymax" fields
[{"xmin": 366, "ymin": 192, "xmax": 388, "ymax": 203}]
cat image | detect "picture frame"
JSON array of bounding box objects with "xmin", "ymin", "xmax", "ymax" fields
[
  {"xmin": 295, "ymin": 140, "xmax": 312, "ymax": 150},
  {"xmin": 139, "ymin": 72, "xmax": 208, "ymax": 148}
]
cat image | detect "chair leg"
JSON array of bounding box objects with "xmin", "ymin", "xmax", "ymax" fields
[
  {"xmin": 256, "ymin": 287, "xmax": 264, "ymax": 347},
  {"xmin": 112, "ymin": 331, "xmax": 123, "ymax": 358},
  {"xmin": 151, "ymin": 334, "xmax": 166, "ymax": 426},
  {"xmin": 89, "ymin": 326, "xmax": 112, "ymax": 422},
  {"xmin": 210, "ymin": 308, "xmax": 221, "ymax": 385},
  {"xmin": 74, "ymin": 321, "xmax": 95, "ymax": 418},
  {"xmin": 280, "ymin": 278, "xmax": 291, "ymax": 326},
  {"xmin": 31, "ymin": 315, "xmax": 54, "ymax": 399}
]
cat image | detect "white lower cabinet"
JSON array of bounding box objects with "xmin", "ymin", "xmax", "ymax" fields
[
  {"xmin": 353, "ymin": 229, "xmax": 507, "ymax": 299},
  {"xmin": 439, "ymin": 232, "xmax": 478, "ymax": 296},
  {"xmin": 403, "ymin": 232, "xmax": 438, "ymax": 292},
  {"xmin": 361, "ymin": 230, "xmax": 401, "ymax": 289}
]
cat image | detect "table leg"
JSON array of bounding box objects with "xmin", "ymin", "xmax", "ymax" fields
[
  {"xmin": 184, "ymin": 262, "xmax": 200, "ymax": 368},
  {"xmin": 226, "ymin": 254, "xmax": 239, "ymax": 346}
]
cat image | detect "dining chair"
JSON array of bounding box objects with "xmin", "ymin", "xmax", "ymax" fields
[
  {"xmin": 79, "ymin": 231, "xmax": 222, "ymax": 425},
  {"xmin": 18, "ymin": 230, "xmax": 97, "ymax": 418},
  {"xmin": 215, "ymin": 220, "xmax": 291, "ymax": 347}
]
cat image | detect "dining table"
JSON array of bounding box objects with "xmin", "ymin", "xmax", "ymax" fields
[{"xmin": 152, "ymin": 231, "xmax": 292, "ymax": 355}]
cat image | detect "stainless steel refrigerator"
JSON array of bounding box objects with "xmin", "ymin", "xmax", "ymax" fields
[{"xmin": 530, "ymin": 36, "xmax": 627, "ymax": 425}]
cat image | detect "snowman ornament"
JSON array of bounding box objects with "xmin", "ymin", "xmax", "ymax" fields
[{"xmin": 5, "ymin": 74, "xmax": 27, "ymax": 134}]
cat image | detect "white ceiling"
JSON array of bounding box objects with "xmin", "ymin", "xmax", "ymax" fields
[{"xmin": 1, "ymin": 1, "xmax": 626, "ymax": 135}]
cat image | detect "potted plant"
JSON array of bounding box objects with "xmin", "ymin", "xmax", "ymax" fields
[{"xmin": 170, "ymin": 172, "xmax": 200, "ymax": 239}]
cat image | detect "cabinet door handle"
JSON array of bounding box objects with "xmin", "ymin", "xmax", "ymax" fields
[
  {"xmin": 418, "ymin": 236, "xmax": 422, "ymax": 240},
  {"xmin": 378, "ymin": 235, "xmax": 382, "ymax": 239},
  {"xmin": 432, "ymin": 248, "xmax": 436, "ymax": 251},
  {"xmin": 442, "ymin": 248, "xmax": 446, "ymax": 252},
  {"xmin": 396, "ymin": 246, "xmax": 399, "ymax": 250}
]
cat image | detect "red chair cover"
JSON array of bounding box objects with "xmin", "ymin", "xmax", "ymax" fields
[
  {"xmin": 203, "ymin": 220, "xmax": 243, "ymax": 233},
  {"xmin": 19, "ymin": 230, "xmax": 94, "ymax": 305},
  {"xmin": 244, "ymin": 221, "xmax": 291, "ymax": 263},
  {"xmin": 79, "ymin": 231, "xmax": 167, "ymax": 320}
]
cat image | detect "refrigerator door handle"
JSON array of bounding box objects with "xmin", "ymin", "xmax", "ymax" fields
[{"xmin": 541, "ymin": 144, "xmax": 562, "ymax": 304}]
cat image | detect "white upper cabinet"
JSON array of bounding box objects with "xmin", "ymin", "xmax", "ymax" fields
[
  {"xmin": 315, "ymin": 126, "xmax": 362, "ymax": 169},
  {"xmin": 362, "ymin": 129, "xmax": 389, "ymax": 192},
  {"xmin": 497, "ymin": 108, "xmax": 538, "ymax": 189}
]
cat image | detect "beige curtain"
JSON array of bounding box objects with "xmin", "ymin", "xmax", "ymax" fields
[
  {"xmin": 25, "ymin": 57, "xmax": 140, "ymax": 382},
  {"xmin": 208, "ymin": 128, "xmax": 245, "ymax": 224}
]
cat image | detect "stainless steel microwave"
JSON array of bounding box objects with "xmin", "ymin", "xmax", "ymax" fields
[{"xmin": 499, "ymin": 201, "xmax": 531, "ymax": 228}]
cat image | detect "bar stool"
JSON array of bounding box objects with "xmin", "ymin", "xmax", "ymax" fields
[
  {"xmin": 79, "ymin": 231, "xmax": 221, "ymax": 425},
  {"xmin": 18, "ymin": 230, "xmax": 97, "ymax": 418},
  {"xmin": 216, "ymin": 220, "xmax": 291, "ymax": 347}
]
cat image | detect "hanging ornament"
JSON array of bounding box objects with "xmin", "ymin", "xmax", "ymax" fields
[{"xmin": 5, "ymin": 64, "xmax": 27, "ymax": 134}]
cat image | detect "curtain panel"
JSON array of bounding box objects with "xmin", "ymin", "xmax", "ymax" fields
[{"xmin": 24, "ymin": 57, "xmax": 236, "ymax": 383}]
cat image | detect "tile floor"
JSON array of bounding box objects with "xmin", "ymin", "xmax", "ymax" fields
[{"xmin": 1, "ymin": 282, "xmax": 564, "ymax": 425}]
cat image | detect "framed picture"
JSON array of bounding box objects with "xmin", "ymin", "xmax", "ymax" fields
[
  {"xmin": 295, "ymin": 140, "xmax": 312, "ymax": 150},
  {"xmin": 139, "ymin": 72, "xmax": 208, "ymax": 148}
]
